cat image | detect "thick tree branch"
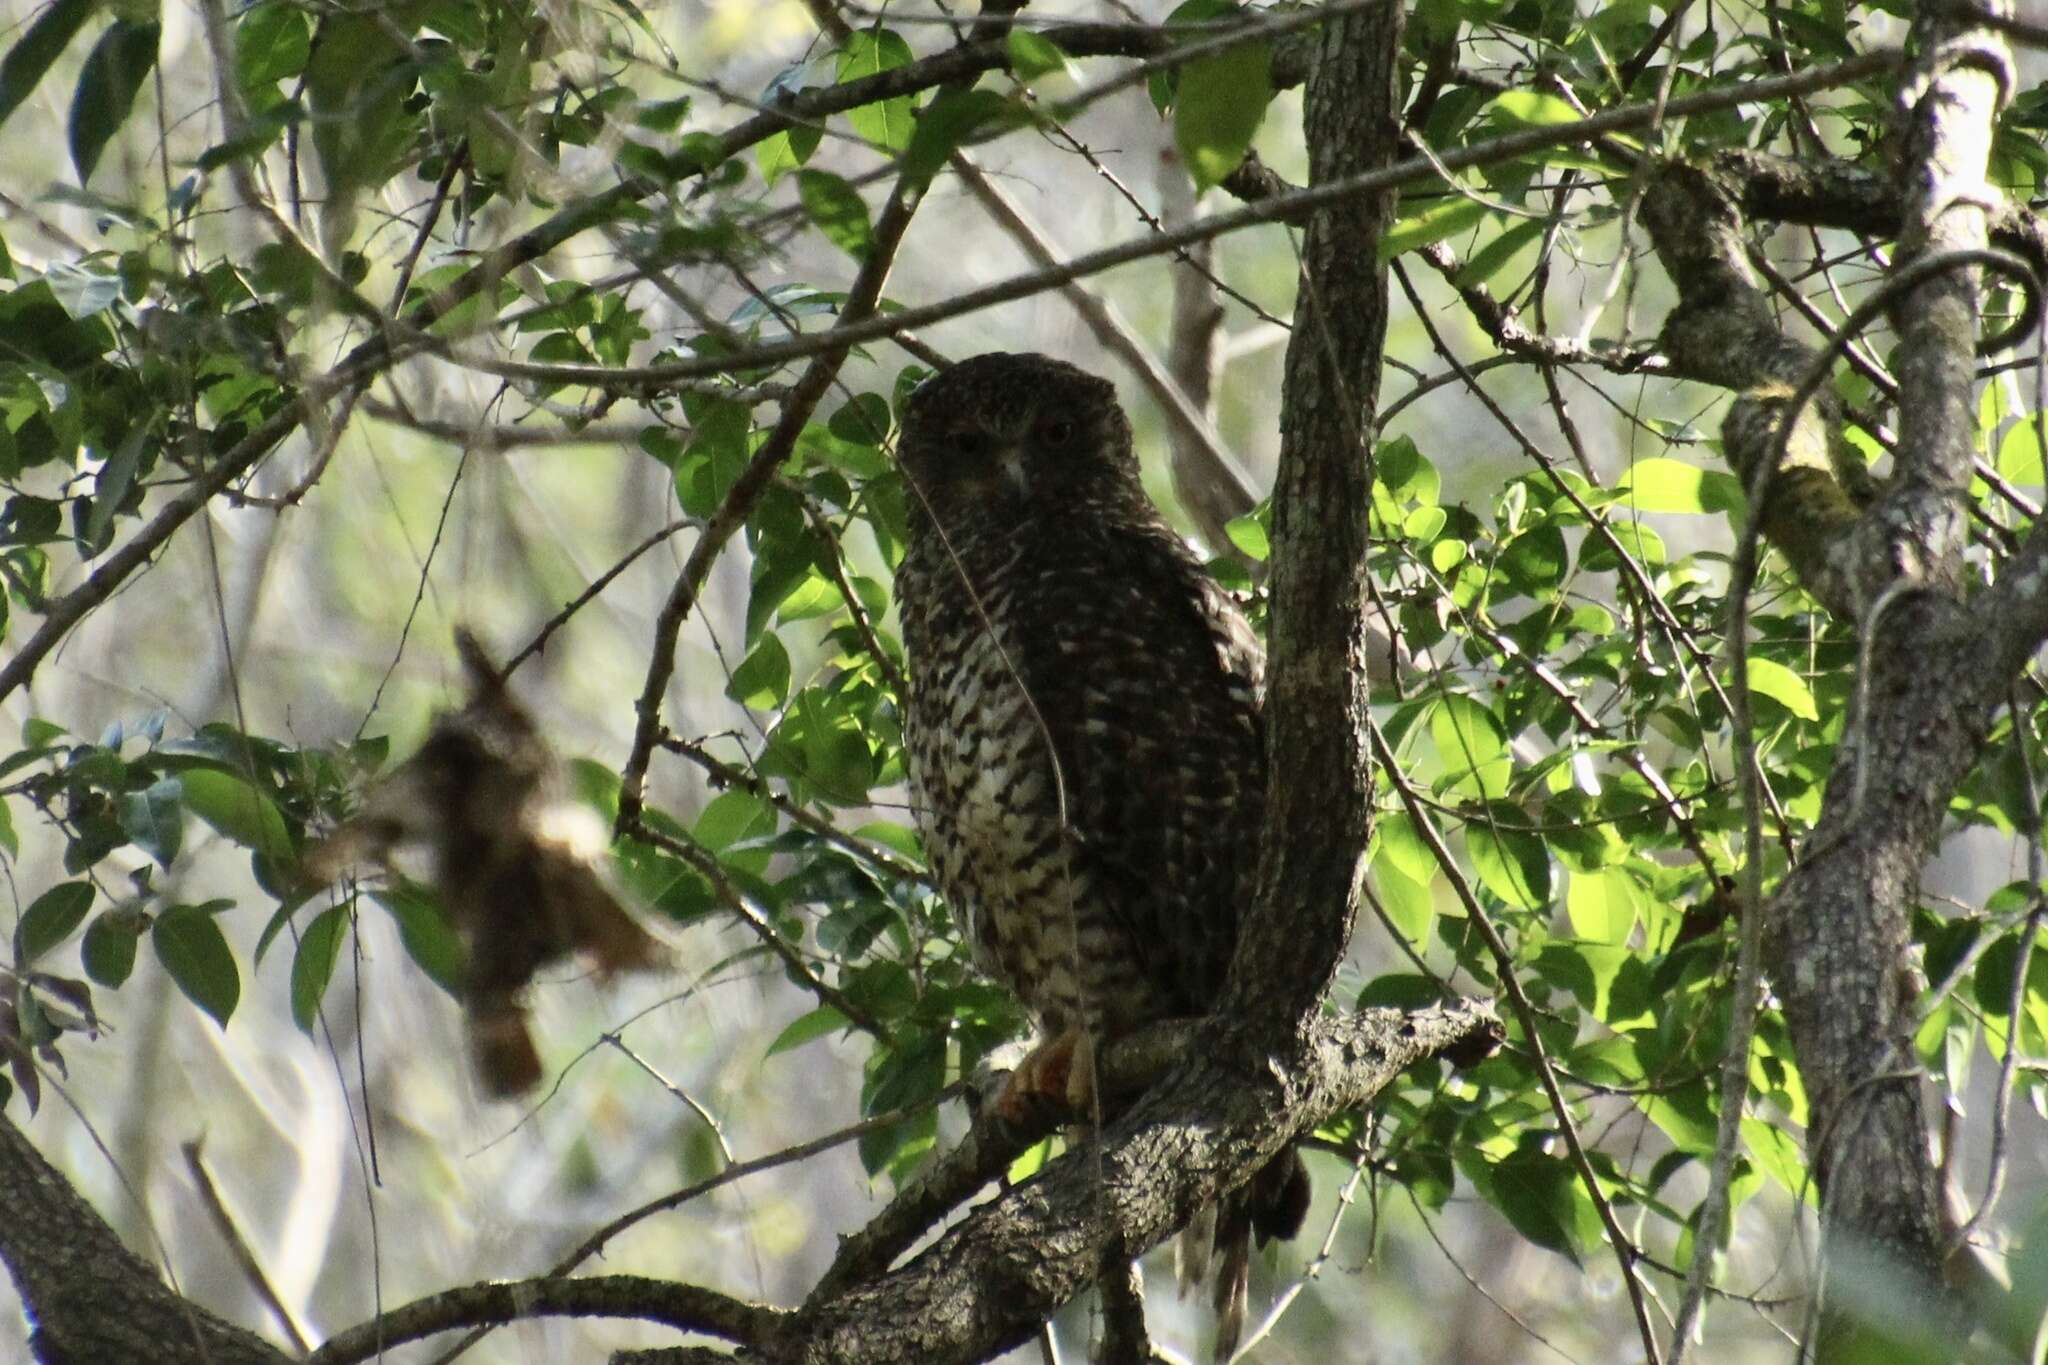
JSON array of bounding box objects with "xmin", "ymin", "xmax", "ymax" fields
[
  {"xmin": 769, "ymin": 1002, "xmax": 1498, "ymax": 1365},
  {"xmin": 1232, "ymin": 0, "xmax": 1402, "ymax": 1034},
  {"xmin": 1640, "ymin": 5, "xmax": 2018, "ymax": 1359},
  {"xmin": 0, "ymin": 1113, "xmax": 292, "ymax": 1365}
]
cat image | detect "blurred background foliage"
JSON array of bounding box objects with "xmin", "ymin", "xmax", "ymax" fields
[{"xmin": 0, "ymin": 0, "xmax": 2046, "ymax": 1361}]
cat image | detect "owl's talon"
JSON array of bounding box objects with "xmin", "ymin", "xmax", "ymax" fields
[{"xmin": 994, "ymin": 1026, "xmax": 1094, "ymax": 1127}]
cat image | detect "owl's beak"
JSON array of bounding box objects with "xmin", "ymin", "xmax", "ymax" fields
[{"xmin": 998, "ymin": 445, "xmax": 1028, "ymax": 494}]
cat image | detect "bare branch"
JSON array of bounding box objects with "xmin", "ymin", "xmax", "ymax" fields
[{"xmin": 304, "ymin": 1275, "xmax": 781, "ymax": 1365}]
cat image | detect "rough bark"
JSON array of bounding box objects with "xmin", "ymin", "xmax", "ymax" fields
[
  {"xmin": 1234, "ymin": 0, "xmax": 1403, "ymax": 1038},
  {"xmin": 758, "ymin": 1004, "xmax": 1497, "ymax": 1365},
  {"xmin": 0, "ymin": 1114, "xmax": 291, "ymax": 1365},
  {"xmin": 1642, "ymin": 2, "xmax": 2022, "ymax": 1356}
]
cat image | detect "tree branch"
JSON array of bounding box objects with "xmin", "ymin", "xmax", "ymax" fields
[
  {"xmin": 771, "ymin": 1002, "xmax": 1498, "ymax": 1365},
  {"xmin": 0, "ymin": 1112, "xmax": 293, "ymax": 1365},
  {"xmin": 304, "ymin": 1275, "xmax": 780, "ymax": 1365}
]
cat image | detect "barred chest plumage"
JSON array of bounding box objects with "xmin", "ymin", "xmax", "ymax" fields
[{"xmin": 895, "ymin": 510, "xmax": 1262, "ymax": 1044}]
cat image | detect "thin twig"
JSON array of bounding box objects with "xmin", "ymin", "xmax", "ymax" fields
[{"xmin": 180, "ymin": 1141, "xmax": 314, "ymax": 1356}]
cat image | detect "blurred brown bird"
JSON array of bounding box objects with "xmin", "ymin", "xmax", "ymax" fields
[{"xmin": 305, "ymin": 630, "xmax": 661, "ymax": 1095}]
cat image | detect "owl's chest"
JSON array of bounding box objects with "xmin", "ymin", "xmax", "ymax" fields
[{"xmin": 901, "ymin": 605, "xmax": 1096, "ymax": 1010}]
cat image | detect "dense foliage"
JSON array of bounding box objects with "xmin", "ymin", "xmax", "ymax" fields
[{"xmin": 1, "ymin": 1, "xmax": 2046, "ymax": 1362}]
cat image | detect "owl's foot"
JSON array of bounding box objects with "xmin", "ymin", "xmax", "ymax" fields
[{"xmin": 995, "ymin": 1026, "xmax": 1098, "ymax": 1127}]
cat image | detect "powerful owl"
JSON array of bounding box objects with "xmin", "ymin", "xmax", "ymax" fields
[{"xmin": 894, "ymin": 352, "xmax": 1309, "ymax": 1358}]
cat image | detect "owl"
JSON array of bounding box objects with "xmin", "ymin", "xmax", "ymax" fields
[{"xmin": 893, "ymin": 352, "xmax": 1309, "ymax": 1359}]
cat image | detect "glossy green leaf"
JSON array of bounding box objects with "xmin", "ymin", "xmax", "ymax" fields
[
  {"xmin": 153, "ymin": 904, "xmax": 240, "ymax": 1028},
  {"xmin": 728, "ymin": 633, "xmax": 793, "ymax": 710},
  {"xmin": 1566, "ymin": 867, "xmax": 1643, "ymax": 946},
  {"xmin": 1381, "ymin": 196, "xmax": 1490, "ymax": 261},
  {"xmin": 1466, "ymin": 811, "xmax": 1550, "ymax": 911},
  {"xmin": 1488, "ymin": 90, "xmax": 1583, "ymax": 127},
  {"xmin": 902, "ymin": 87, "xmax": 1026, "ymax": 183},
  {"xmin": 0, "ymin": 0, "xmax": 94, "ymax": 133},
  {"xmin": 757, "ymin": 124, "xmax": 821, "ymax": 182},
  {"xmin": 1431, "ymin": 694, "xmax": 1511, "ymax": 799},
  {"xmin": 1617, "ymin": 457, "xmax": 1713, "ymax": 513},
  {"xmin": 370, "ymin": 885, "xmax": 464, "ymax": 995},
  {"xmin": 766, "ymin": 1004, "xmax": 849, "ymax": 1057},
  {"xmin": 81, "ymin": 908, "xmax": 144, "ymax": 987},
  {"xmin": 1006, "ymin": 30, "xmax": 1074, "ymax": 81},
  {"xmin": 1224, "ymin": 513, "xmax": 1269, "ymax": 562},
  {"xmin": 119, "ymin": 775, "xmax": 182, "ymax": 868}
]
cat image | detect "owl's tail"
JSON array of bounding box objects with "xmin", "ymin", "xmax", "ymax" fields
[{"xmin": 1177, "ymin": 1145, "xmax": 1312, "ymax": 1362}]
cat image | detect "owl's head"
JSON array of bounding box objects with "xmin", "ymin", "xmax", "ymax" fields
[{"xmin": 896, "ymin": 352, "xmax": 1139, "ymax": 524}]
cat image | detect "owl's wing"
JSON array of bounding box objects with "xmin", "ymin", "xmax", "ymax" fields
[{"xmin": 1013, "ymin": 526, "xmax": 1266, "ymax": 1017}]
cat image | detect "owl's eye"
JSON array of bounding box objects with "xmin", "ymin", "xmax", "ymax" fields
[
  {"xmin": 1035, "ymin": 417, "xmax": 1076, "ymax": 448},
  {"xmin": 952, "ymin": 430, "xmax": 989, "ymax": 458}
]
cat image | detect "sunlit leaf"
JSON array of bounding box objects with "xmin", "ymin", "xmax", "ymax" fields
[{"xmin": 1172, "ymin": 36, "xmax": 1270, "ymax": 191}]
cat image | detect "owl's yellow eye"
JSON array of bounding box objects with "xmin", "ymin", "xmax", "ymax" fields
[{"xmin": 1036, "ymin": 417, "xmax": 1075, "ymax": 447}]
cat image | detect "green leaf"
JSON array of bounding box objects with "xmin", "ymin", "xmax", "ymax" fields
[
  {"xmin": 1477, "ymin": 1146, "xmax": 1597, "ymax": 1259},
  {"xmin": 756, "ymin": 124, "xmax": 821, "ymax": 183},
  {"xmin": 1740, "ymin": 1117, "xmax": 1809, "ymax": 1198},
  {"xmin": 289, "ymin": 904, "xmax": 350, "ymax": 1032},
  {"xmin": 153, "ymin": 904, "xmax": 240, "ymax": 1028},
  {"xmin": 16, "ymin": 881, "xmax": 94, "ymax": 964},
  {"xmin": 370, "ymin": 885, "xmax": 464, "ymax": 995},
  {"xmin": 1006, "ymin": 29, "xmax": 1074, "ymax": 82},
  {"xmin": 1375, "ymin": 812, "xmax": 1439, "ymax": 886},
  {"xmin": 837, "ymin": 29, "xmax": 914, "ymax": 153},
  {"xmin": 1616, "ymin": 457, "xmax": 1745, "ymax": 514},
  {"xmin": 766, "ymin": 1004, "xmax": 849, "ymax": 1057},
  {"xmin": 1431, "ymin": 694, "xmax": 1511, "ymax": 799},
  {"xmin": 1381, "ymin": 196, "xmax": 1491, "ymax": 261},
  {"xmin": 119, "ymin": 776, "xmax": 182, "ymax": 868},
  {"xmin": 0, "ymin": 795, "xmax": 15, "ymax": 858},
  {"xmin": 179, "ymin": 768, "xmax": 295, "ymax": 861},
  {"xmin": 1465, "ymin": 810, "xmax": 1551, "ymax": 911},
  {"xmin": 1224, "ymin": 513, "xmax": 1268, "ymax": 561},
  {"xmin": 1455, "ymin": 218, "xmax": 1545, "ymax": 287},
  {"xmin": 1997, "ymin": 415, "xmax": 2042, "ymax": 485},
  {"xmin": 1741, "ymin": 656, "xmax": 1820, "ymax": 722},
  {"xmin": 696, "ymin": 789, "xmax": 774, "ymax": 854},
  {"xmin": 83, "ymin": 424, "xmax": 149, "ymax": 553},
  {"xmin": 1488, "ymin": 90, "xmax": 1583, "ymax": 127},
  {"xmin": 1172, "ymin": 36, "xmax": 1271, "ymax": 191},
  {"xmin": 0, "ymin": 0, "xmax": 95, "ymax": 133},
  {"xmin": 901, "ymin": 87, "xmax": 1025, "ymax": 183},
  {"xmin": 728, "ymin": 634, "xmax": 793, "ymax": 710},
  {"xmin": 81, "ymin": 908, "xmax": 144, "ymax": 987},
  {"xmin": 236, "ymin": 2, "xmax": 312, "ymax": 95},
  {"xmin": 69, "ymin": 19, "xmax": 160, "ymax": 185},
  {"xmin": 796, "ymin": 169, "xmax": 873, "ymax": 260},
  {"xmin": 1567, "ymin": 867, "xmax": 1643, "ymax": 946},
  {"xmin": 1373, "ymin": 860, "xmax": 1435, "ymax": 945}
]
